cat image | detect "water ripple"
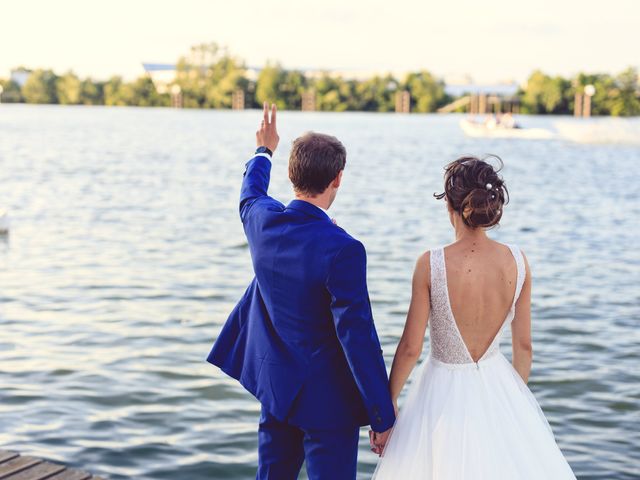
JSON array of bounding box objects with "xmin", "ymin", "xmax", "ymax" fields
[{"xmin": 0, "ymin": 106, "xmax": 638, "ymax": 479}]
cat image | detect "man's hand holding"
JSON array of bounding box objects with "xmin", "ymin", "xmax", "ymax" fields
[
  {"xmin": 369, "ymin": 428, "xmax": 392, "ymax": 456},
  {"xmin": 256, "ymin": 102, "xmax": 279, "ymax": 153}
]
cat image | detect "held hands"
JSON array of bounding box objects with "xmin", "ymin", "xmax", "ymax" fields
[
  {"xmin": 256, "ymin": 102, "xmax": 279, "ymax": 153},
  {"xmin": 369, "ymin": 402, "xmax": 397, "ymax": 456},
  {"xmin": 369, "ymin": 428, "xmax": 392, "ymax": 457}
]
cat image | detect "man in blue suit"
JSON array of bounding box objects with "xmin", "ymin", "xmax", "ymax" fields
[{"xmin": 207, "ymin": 103, "xmax": 395, "ymax": 479}]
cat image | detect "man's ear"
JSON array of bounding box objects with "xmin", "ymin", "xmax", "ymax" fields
[{"xmin": 332, "ymin": 170, "xmax": 344, "ymax": 189}]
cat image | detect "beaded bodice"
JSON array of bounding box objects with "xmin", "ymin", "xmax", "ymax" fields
[{"xmin": 428, "ymin": 245, "xmax": 526, "ymax": 364}]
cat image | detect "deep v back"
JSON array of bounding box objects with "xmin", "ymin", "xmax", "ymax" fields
[{"xmin": 428, "ymin": 244, "xmax": 525, "ymax": 364}]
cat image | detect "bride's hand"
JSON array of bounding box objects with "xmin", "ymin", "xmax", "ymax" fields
[{"xmin": 372, "ymin": 428, "xmax": 392, "ymax": 456}]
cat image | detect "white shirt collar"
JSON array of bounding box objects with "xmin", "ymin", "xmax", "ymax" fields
[{"xmin": 318, "ymin": 206, "xmax": 330, "ymax": 219}]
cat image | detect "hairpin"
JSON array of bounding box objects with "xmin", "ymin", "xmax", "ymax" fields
[{"xmin": 486, "ymin": 183, "xmax": 493, "ymax": 190}]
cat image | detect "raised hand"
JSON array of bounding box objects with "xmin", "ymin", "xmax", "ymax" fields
[{"xmin": 256, "ymin": 101, "xmax": 279, "ymax": 153}]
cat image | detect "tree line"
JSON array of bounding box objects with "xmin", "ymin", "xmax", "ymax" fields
[{"xmin": 1, "ymin": 43, "xmax": 638, "ymax": 116}]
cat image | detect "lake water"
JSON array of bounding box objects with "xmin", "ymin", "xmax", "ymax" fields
[{"xmin": 0, "ymin": 105, "xmax": 638, "ymax": 479}]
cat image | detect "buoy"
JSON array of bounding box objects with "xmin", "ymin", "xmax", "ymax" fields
[{"xmin": 0, "ymin": 209, "xmax": 9, "ymax": 234}]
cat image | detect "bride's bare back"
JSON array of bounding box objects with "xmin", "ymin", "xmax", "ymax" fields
[
  {"xmin": 444, "ymin": 239, "xmax": 517, "ymax": 362},
  {"xmin": 376, "ymin": 157, "xmax": 575, "ymax": 479},
  {"xmin": 388, "ymin": 156, "xmax": 533, "ymax": 417}
]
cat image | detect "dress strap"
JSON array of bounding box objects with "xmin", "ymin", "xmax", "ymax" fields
[
  {"xmin": 429, "ymin": 248, "xmax": 445, "ymax": 291},
  {"xmin": 507, "ymin": 244, "xmax": 526, "ymax": 307}
]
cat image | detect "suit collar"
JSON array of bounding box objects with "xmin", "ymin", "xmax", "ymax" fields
[{"xmin": 286, "ymin": 199, "xmax": 331, "ymax": 221}]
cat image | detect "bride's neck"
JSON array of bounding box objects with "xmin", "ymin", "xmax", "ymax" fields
[{"xmin": 454, "ymin": 222, "xmax": 488, "ymax": 242}]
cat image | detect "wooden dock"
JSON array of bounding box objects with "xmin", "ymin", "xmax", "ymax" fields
[{"xmin": 0, "ymin": 450, "xmax": 104, "ymax": 480}]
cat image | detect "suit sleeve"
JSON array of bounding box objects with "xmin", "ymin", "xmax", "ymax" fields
[
  {"xmin": 239, "ymin": 154, "xmax": 277, "ymax": 223},
  {"xmin": 326, "ymin": 240, "xmax": 396, "ymax": 432}
]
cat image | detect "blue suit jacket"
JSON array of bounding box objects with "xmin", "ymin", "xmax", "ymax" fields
[{"xmin": 207, "ymin": 154, "xmax": 395, "ymax": 432}]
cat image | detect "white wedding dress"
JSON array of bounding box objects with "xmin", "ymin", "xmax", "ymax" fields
[{"xmin": 373, "ymin": 245, "xmax": 576, "ymax": 480}]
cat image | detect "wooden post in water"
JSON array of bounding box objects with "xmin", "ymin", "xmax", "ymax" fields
[
  {"xmin": 232, "ymin": 89, "xmax": 245, "ymax": 110},
  {"xmin": 301, "ymin": 90, "xmax": 316, "ymax": 111},
  {"xmin": 395, "ymin": 90, "xmax": 410, "ymax": 113},
  {"xmin": 469, "ymin": 95, "xmax": 477, "ymax": 114},
  {"xmin": 582, "ymin": 84, "xmax": 595, "ymax": 118},
  {"xmin": 582, "ymin": 95, "xmax": 591, "ymax": 117},
  {"xmin": 574, "ymin": 93, "xmax": 583, "ymax": 117},
  {"xmin": 478, "ymin": 94, "xmax": 487, "ymax": 115},
  {"xmin": 170, "ymin": 84, "xmax": 182, "ymax": 108}
]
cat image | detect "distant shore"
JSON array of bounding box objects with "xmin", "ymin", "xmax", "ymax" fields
[{"xmin": 2, "ymin": 43, "xmax": 638, "ymax": 116}]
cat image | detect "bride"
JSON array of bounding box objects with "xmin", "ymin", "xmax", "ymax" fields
[{"xmin": 372, "ymin": 156, "xmax": 576, "ymax": 479}]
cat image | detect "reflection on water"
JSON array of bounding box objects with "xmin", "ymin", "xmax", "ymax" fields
[{"xmin": 0, "ymin": 105, "xmax": 638, "ymax": 479}]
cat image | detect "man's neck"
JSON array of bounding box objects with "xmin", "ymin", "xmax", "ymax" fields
[{"xmin": 295, "ymin": 194, "xmax": 331, "ymax": 212}]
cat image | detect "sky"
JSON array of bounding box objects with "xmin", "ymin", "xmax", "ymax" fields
[{"xmin": 1, "ymin": 0, "xmax": 638, "ymax": 84}]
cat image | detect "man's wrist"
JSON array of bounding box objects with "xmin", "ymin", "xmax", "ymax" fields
[{"xmin": 255, "ymin": 146, "xmax": 273, "ymax": 157}]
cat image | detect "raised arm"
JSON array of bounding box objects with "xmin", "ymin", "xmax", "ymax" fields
[
  {"xmin": 511, "ymin": 251, "xmax": 532, "ymax": 383},
  {"xmin": 388, "ymin": 252, "xmax": 431, "ymax": 410},
  {"xmin": 239, "ymin": 102, "xmax": 280, "ymax": 222},
  {"xmin": 326, "ymin": 240, "xmax": 396, "ymax": 434}
]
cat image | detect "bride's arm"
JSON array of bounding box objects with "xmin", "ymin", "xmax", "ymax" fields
[
  {"xmin": 388, "ymin": 252, "xmax": 431, "ymax": 410},
  {"xmin": 512, "ymin": 252, "xmax": 533, "ymax": 383}
]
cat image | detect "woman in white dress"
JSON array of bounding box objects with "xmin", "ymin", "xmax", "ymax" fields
[{"xmin": 372, "ymin": 156, "xmax": 576, "ymax": 479}]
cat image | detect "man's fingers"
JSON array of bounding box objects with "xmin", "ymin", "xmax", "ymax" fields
[
  {"xmin": 263, "ymin": 101, "xmax": 269, "ymax": 125},
  {"xmin": 270, "ymin": 103, "xmax": 277, "ymax": 126}
]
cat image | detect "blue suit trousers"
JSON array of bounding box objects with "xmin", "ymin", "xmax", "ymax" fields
[{"xmin": 257, "ymin": 406, "xmax": 360, "ymax": 480}]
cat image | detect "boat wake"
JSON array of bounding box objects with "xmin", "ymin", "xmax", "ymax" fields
[
  {"xmin": 554, "ymin": 118, "xmax": 640, "ymax": 145},
  {"xmin": 459, "ymin": 118, "xmax": 554, "ymax": 140}
]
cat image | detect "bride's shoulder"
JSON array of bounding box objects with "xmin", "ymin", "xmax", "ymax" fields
[
  {"xmin": 413, "ymin": 250, "xmax": 433, "ymax": 288},
  {"xmin": 494, "ymin": 241, "xmax": 528, "ymax": 259},
  {"xmin": 492, "ymin": 241, "xmax": 531, "ymax": 275}
]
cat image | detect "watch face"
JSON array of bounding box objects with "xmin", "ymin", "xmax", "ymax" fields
[{"xmin": 256, "ymin": 146, "xmax": 271, "ymax": 155}]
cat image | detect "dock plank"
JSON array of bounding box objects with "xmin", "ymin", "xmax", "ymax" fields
[
  {"xmin": 0, "ymin": 451, "xmax": 102, "ymax": 480},
  {"xmin": 47, "ymin": 471, "xmax": 92, "ymax": 480},
  {"xmin": 4, "ymin": 461, "xmax": 66, "ymax": 480},
  {"xmin": 0, "ymin": 453, "xmax": 19, "ymax": 465},
  {"xmin": 0, "ymin": 457, "xmax": 42, "ymax": 479}
]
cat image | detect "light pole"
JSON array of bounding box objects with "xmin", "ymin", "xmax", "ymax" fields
[{"xmin": 583, "ymin": 84, "xmax": 595, "ymax": 118}]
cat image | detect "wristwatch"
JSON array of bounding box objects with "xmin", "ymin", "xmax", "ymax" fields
[{"xmin": 255, "ymin": 146, "xmax": 273, "ymax": 157}]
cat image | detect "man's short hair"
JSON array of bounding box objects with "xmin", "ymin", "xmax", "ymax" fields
[{"xmin": 288, "ymin": 132, "xmax": 346, "ymax": 196}]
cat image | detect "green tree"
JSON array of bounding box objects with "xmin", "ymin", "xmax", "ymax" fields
[
  {"xmin": 129, "ymin": 77, "xmax": 168, "ymax": 106},
  {"xmin": 256, "ymin": 63, "xmax": 287, "ymax": 109},
  {"xmin": 56, "ymin": 71, "xmax": 81, "ymax": 104},
  {"xmin": 610, "ymin": 67, "xmax": 640, "ymax": 116},
  {"xmin": 313, "ymin": 74, "xmax": 351, "ymax": 111},
  {"xmin": 79, "ymin": 78, "xmax": 104, "ymax": 105},
  {"xmin": 203, "ymin": 55, "xmax": 248, "ymax": 108},
  {"xmin": 279, "ymin": 70, "xmax": 307, "ymax": 110},
  {"xmin": 573, "ymin": 72, "xmax": 615, "ymax": 115},
  {"xmin": 403, "ymin": 71, "xmax": 447, "ymax": 113},
  {"xmin": 104, "ymin": 76, "xmax": 127, "ymax": 106},
  {"xmin": 175, "ymin": 42, "xmax": 247, "ymax": 109},
  {"xmin": 22, "ymin": 69, "xmax": 58, "ymax": 104},
  {"xmin": 521, "ymin": 71, "xmax": 570, "ymax": 114},
  {"xmin": 353, "ymin": 75, "xmax": 398, "ymax": 112},
  {"xmin": 0, "ymin": 79, "xmax": 23, "ymax": 103}
]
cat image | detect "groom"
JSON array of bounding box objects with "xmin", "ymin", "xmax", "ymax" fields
[{"xmin": 207, "ymin": 103, "xmax": 395, "ymax": 479}]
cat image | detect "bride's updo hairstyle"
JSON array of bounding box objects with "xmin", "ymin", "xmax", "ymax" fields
[{"xmin": 434, "ymin": 155, "xmax": 509, "ymax": 229}]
